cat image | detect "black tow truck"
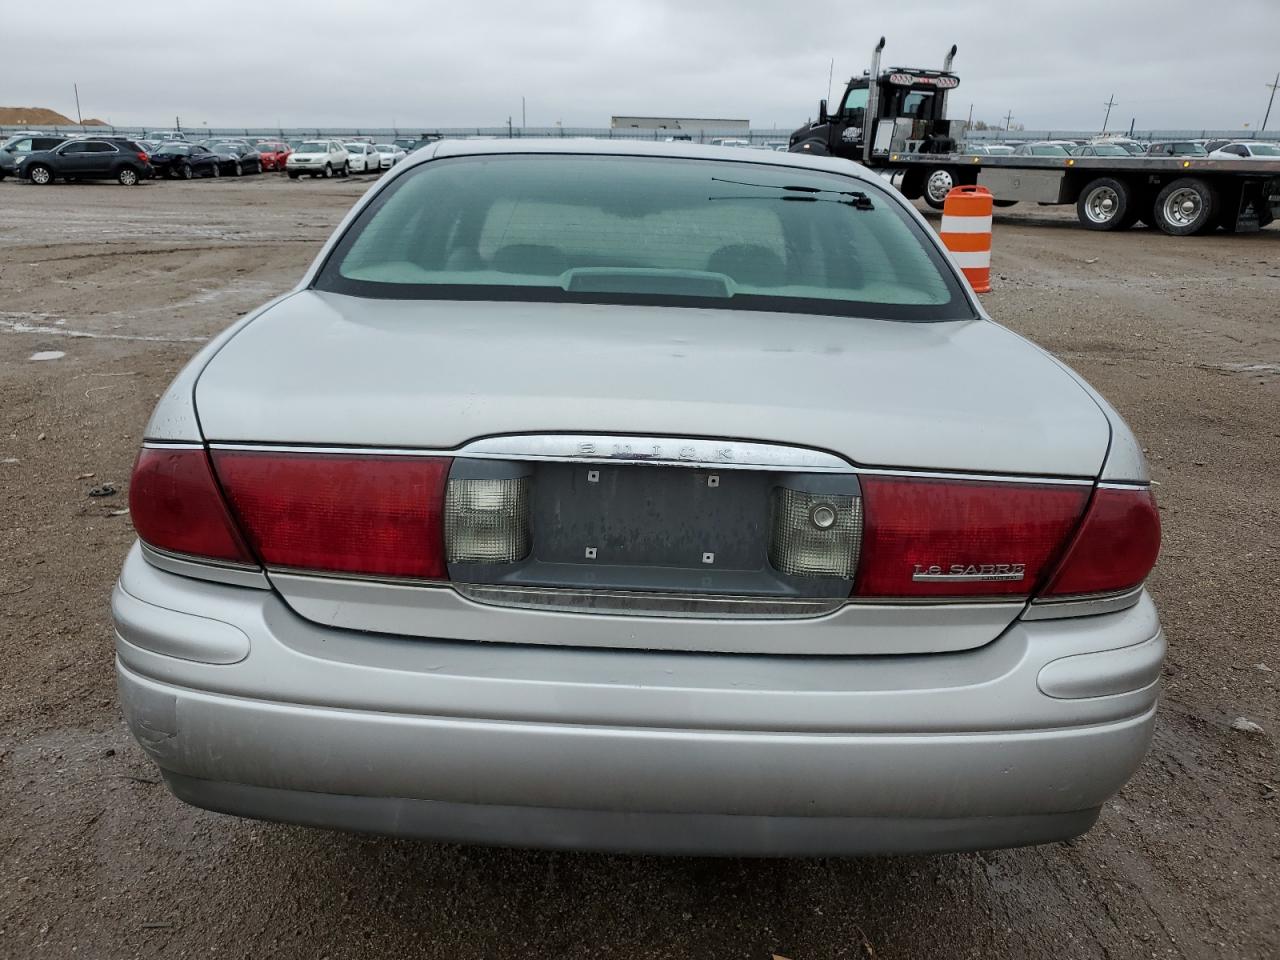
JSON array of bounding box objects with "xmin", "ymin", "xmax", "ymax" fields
[{"xmin": 789, "ymin": 38, "xmax": 1280, "ymax": 235}]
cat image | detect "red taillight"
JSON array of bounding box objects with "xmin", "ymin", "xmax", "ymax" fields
[
  {"xmin": 129, "ymin": 447, "xmax": 254, "ymax": 564},
  {"xmin": 854, "ymin": 476, "xmax": 1090, "ymax": 599},
  {"xmin": 1043, "ymin": 486, "xmax": 1160, "ymax": 597},
  {"xmin": 210, "ymin": 452, "xmax": 451, "ymax": 580},
  {"xmin": 138, "ymin": 152, "xmax": 149, "ymax": 163}
]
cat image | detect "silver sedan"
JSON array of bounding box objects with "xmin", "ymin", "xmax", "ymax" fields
[{"xmin": 114, "ymin": 140, "xmax": 1163, "ymax": 856}]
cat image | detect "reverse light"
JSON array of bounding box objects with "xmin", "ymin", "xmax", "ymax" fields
[
  {"xmin": 210, "ymin": 451, "xmax": 451, "ymax": 580},
  {"xmin": 445, "ymin": 477, "xmax": 531, "ymax": 563},
  {"xmin": 768, "ymin": 487, "xmax": 862, "ymax": 578},
  {"xmin": 129, "ymin": 447, "xmax": 253, "ymax": 564}
]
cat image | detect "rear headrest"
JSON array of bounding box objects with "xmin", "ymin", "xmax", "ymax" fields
[
  {"xmin": 491, "ymin": 244, "xmax": 567, "ymax": 277},
  {"xmin": 706, "ymin": 244, "xmax": 786, "ymax": 287}
]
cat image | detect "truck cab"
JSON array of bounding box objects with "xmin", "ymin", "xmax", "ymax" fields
[{"xmin": 790, "ymin": 39, "xmax": 960, "ymax": 165}]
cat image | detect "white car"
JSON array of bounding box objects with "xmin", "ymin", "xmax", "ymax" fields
[
  {"xmin": 287, "ymin": 140, "xmax": 350, "ymax": 179},
  {"xmin": 1208, "ymin": 141, "xmax": 1280, "ymax": 160},
  {"xmin": 373, "ymin": 143, "xmax": 406, "ymax": 169},
  {"xmin": 343, "ymin": 142, "xmax": 381, "ymax": 174}
]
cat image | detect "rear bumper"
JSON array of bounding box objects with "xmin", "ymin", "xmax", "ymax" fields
[
  {"xmin": 114, "ymin": 543, "xmax": 1163, "ymax": 855},
  {"xmin": 161, "ymin": 772, "xmax": 1102, "ymax": 857}
]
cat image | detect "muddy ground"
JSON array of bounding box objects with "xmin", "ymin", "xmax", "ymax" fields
[{"xmin": 0, "ymin": 174, "xmax": 1276, "ymax": 960}]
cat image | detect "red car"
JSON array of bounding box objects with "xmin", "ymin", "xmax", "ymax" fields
[{"xmin": 254, "ymin": 141, "xmax": 291, "ymax": 172}]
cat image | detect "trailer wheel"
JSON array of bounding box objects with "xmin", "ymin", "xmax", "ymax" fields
[
  {"xmin": 922, "ymin": 168, "xmax": 954, "ymax": 209},
  {"xmin": 1077, "ymin": 177, "xmax": 1137, "ymax": 231},
  {"xmin": 1153, "ymin": 178, "xmax": 1217, "ymax": 236}
]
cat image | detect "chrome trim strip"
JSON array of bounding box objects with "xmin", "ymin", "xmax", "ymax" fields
[
  {"xmin": 853, "ymin": 467, "xmax": 1093, "ymax": 486},
  {"xmin": 208, "ymin": 443, "xmax": 443, "ymax": 457},
  {"xmin": 204, "ymin": 438, "xmax": 1095, "ymax": 486},
  {"xmin": 456, "ymin": 435, "xmax": 851, "ymax": 472},
  {"xmin": 140, "ymin": 543, "xmax": 270, "ymax": 590},
  {"xmin": 1021, "ymin": 585, "xmax": 1144, "ymax": 621},
  {"xmin": 1097, "ymin": 481, "xmax": 1153, "ymax": 490},
  {"xmin": 142, "ymin": 441, "xmax": 205, "ymax": 450},
  {"xmin": 453, "ymin": 583, "xmax": 845, "ymax": 619},
  {"xmin": 266, "ymin": 565, "xmax": 447, "ymax": 587}
]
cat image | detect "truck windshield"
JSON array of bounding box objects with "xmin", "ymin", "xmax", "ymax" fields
[
  {"xmin": 841, "ymin": 87, "xmax": 869, "ymax": 115},
  {"xmin": 314, "ymin": 154, "xmax": 972, "ymax": 321}
]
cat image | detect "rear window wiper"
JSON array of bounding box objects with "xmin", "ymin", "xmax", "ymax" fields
[
  {"xmin": 710, "ymin": 176, "xmax": 875, "ymax": 209},
  {"xmin": 709, "ymin": 193, "xmax": 874, "ymax": 210}
]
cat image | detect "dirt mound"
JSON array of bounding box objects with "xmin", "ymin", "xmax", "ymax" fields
[{"xmin": 0, "ymin": 107, "xmax": 107, "ymax": 127}]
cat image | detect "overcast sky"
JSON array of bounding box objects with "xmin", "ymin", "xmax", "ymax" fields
[{"xmin": 6, "ymin": 0, "xmax": 1278, "ymax": 131}]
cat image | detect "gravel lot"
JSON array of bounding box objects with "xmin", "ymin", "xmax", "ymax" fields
[{"xmin": 1, "ymin": 174, "xmax": 1277, "ymax": 960}]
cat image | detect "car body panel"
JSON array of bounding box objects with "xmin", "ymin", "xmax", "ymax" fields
[
  {"xmin": 194, "ymin": 290, "xmax": 1111, "ymax": 478},
  {"xmin": 114, "ymin": 543, "xmax": 1161, "ymax": 853}
]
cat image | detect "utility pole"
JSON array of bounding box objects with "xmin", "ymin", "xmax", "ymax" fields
[
  {"xmin": 966, "ymin": 102, "xmax": 974, "ymax": 136},
  {"xmin": 73, "ymin": 83, "xmax": 84, "ymax": 130},
  {"xmin": 1128, "ymin": 117, "xmax": 1136, "ymax": 137},
  {"xmin": 522, "ymin": 97, "xmax": 526, "ymax": 128},
  {"xmin": 826, "ymin": 58, "xmax": 835, "ymax": 107},
  {"xmin": 507, "ymin": 116, "xmax": 513, "ymax": 138},
  {"xmin": 1002, "ymin": 109, "xmax": 1014, "ymax": 131},
  {"xmin": 1263, "ymin": 72, "xmax": 1279, "ymax": 132},
  {"xmin": 1101, "ymin": 94, "xmax": 1117, "ymax": 133}
]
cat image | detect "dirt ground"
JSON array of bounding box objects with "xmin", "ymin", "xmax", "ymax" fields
[{"xmin": 1, "ymin": 173, "xmax": 1277, "ymax": 960}]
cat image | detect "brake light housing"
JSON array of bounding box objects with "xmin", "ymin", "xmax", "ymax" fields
[
  {"xmin": 128, "ymin": 446, "xmax": 254, "ymax": 564},
  {"xmin": 853, "ymin": 476, "xmax": 1091, "ymax": 599},
  {"xmin": 1042, "ymin": 485, "xmax": 1160, "ymax": 597},
  {"xmin": 210, "ymin": 451, "xmax": 451, "ymax": 580}
]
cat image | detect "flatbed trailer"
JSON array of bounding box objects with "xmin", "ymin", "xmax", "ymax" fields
[
  {"xmin": 885, "ymin": 152, "xmax": 1280, "ymax": 235},
  {"xmin": 788, "ymin": 38, "xmax": 1280, "ymax": 236}
]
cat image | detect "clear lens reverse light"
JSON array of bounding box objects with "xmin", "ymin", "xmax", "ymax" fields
[
  {"xmin": 445, "ymin": 477, "xmax": 531, "ymax": 563},
  {"xmin": 768, "ymin": 488, "xmax": 862, "ymax": 578}
]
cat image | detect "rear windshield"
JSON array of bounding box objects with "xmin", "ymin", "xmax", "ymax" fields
[
  {"xmin": 299, "ymin": 141, "xmax": 328, "ymax": 151},
  {"xmin": 313, "ymin": 154, "xmax": 972, "ymax": 321}
]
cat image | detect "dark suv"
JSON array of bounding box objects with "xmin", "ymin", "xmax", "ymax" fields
[{"xmin": 19, "ymin": 137, "xmax": 153, "ymax": 186}]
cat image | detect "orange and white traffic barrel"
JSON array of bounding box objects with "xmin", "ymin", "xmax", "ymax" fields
[{"xmin": 938, "ymin": 185, "xmax": 993, "ymax": 293}]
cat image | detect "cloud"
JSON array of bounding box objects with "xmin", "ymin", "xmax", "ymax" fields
[{"xmin": 5, "ymin": 0, "xmax": 1277, "ymax": 131}]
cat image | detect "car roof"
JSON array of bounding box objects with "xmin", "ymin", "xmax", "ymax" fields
[{"xmin": 418, "ymin": 137, "xmax": 878, "ymax": 183}]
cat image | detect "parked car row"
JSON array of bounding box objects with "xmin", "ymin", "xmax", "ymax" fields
[{"xmin": 0, "ymin": 131, "xmax": 410, "ymax": 186}]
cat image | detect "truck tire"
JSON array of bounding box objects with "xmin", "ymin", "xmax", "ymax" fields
[
  {"xmin": 922, "ymin": 168, "xmax": 955, "ymax": 209},
  {"xmin": 1152, "ymin": 178, "xmax": 1217, "ymax": 236},
  {"xmin": 1076, "ymin": 177, "xmax": 1137, "ymax": 231}
]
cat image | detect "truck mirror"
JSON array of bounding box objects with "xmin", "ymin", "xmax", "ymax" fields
[{"xmin": 819, "ymin": 99, "xmax": 829, "ymax": 124}]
